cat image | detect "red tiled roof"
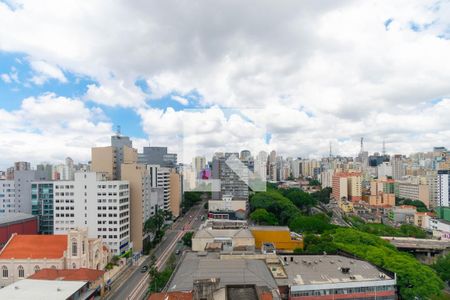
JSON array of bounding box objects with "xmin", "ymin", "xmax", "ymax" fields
[
  {"xmin": 148, "ymin": 291, "xmax": 193, "ymax": 300},
  {"xmin": 0, "ymin": 234, "xmax": 67, "ymax": 259},
  {"xmin": 29, "ymin": 268, "xmax": 104, "ymax": 282}
]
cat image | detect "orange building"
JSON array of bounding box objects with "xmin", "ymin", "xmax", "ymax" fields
[
  {"xmin": 250, "ymin": 226, "xmax": 303, "ymax": 251},
  {"xmin": 332, "ymin": 172, "xmax": 362, "ymax": 202},
  {"xmin": 369, "ymin": 178, "xmax": 396, "ymax": 207}
]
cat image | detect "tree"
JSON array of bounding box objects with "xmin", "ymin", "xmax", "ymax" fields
[
  {"xmin": 285, "ymin": 189, "xmax": 316, "ymax": 211},
  {"xmin": 433, "ymin": 254, "xmax": 450, "ymax": 284},
  {"xmin": 250, "ymin": 208, "xmax": 278, "ymax": 225},
  {"xmin": 311, "ymin": 187, "xmax": 332, "ymax": 204},
  {"xmin": 182, "ymin": 231, "xmax": 194, "ymax": 248},
  {"xmin": 144, "ymin": 210, "xmax": 165, "ymax": 242},
  {"xmin": 308, "ymin": 179, "xmax": 321, "ymax": 186},
  {"xmin": 289, "ymin": 214, "xmax": 335, "ymax": 234},
  {"xmin": 332, "ymin": 228, "xmax": 444, "ymax": 299},
  {"xmin": 182, "ymin": 192, "xmax": 202, "ymax": 212}
]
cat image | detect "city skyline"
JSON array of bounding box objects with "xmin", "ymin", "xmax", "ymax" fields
[{"xmin": 1, "ymin": 1, "xmax": 450, "ymax": 167}]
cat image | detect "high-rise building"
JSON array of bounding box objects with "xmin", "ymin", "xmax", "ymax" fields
[
  {"xmin": 332, "ymin": 172, "xmax": 362, "ymax": 202},
  {"xmin": 36, "ymin": 163, "xmax": 53, "ymax": 181},
  {"xmin": 91, "ymin": 134, "xmax": 137, "ymax": 180},
  {"xmin": 377, "ymin": 162, "xmax": 392, "ymax": 178},
  {"xmin": 391, "ymin": 154, "xmax": 405, "ymax": 180},
  {"xmin": 52, "ymin": 172, "xmax": 130, "ymax": 255},
  {"xmin": 369, "ymin": 178, "xmax": 395, "ymax": 207},
  {"xmin": 169, "ymin": 170, "xmax": 182, "ymax": 218},
  {"xmin": 240, "ymin": 150, "xmax": 251, "ymax": 161},
  {"xmin": 121, "ymin": 163, "xmax": 156, "ymax": 253},
  {"xmin": 157, "ymin": 167, "xmax": 171, "ymax": 211},
  {"xmin": 14, "ymin": 161, "xmax": 31, "ymax": 171},
  {"xmin": 31, "ymin": 181, "xmax": 54, "ymax": 234},
  {"xmin": 0, "ymin": 181, "xmax": 15, "ymax": 215},
  {"xmin": 212, "ymin": 153, "xmax": 249, "ymax": 201},
  {"xmin": 192, "ymin": 156, "xmax": 206, "ymax": 178},
  {"xmin": 138, "ymin": 146, "xmax": 177, "ymax": 168},
  {"xmin": 14, "ymin": 170, "xmax": 37, "ymax": 214},
  {"xmin": 437, "ymin": 170, "xmax": 450, "ymax": 207}
]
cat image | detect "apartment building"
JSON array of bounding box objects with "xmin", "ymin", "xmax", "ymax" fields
[
  {"xmin": 437, "ymin": 170, "xmax": 450, "ymax": 207},
  {"xmin": 369, "ymin": 178, "xmax": 395, "ymax": 207},
  {"xmin": 0, "ymin": 181, "xmax": 15, "ymax": 215},
  {"xmin": 332, "ymin": 172, "xmax": 362, "ymax": 202},
  {"xmin": 52, "ymin": 172, "xmax": 130, "ymax": 255},
  {"xmin": 395, "ymin": 180, "xmax": 430, "ymax": 208},
  {"xmin": 31, "ymin": 181, "xmax": 55, "ymax": 234}
]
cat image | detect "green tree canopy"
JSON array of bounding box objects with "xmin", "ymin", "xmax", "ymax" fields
[{"xmin": 250, "ymin": 208, "xmax": 278, "ymax": 225}]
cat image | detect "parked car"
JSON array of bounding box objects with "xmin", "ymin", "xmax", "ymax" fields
[
  {"xmin": 140, "ymin": 265, "xmax": 148, "ymax": 273},
  {"xmin": 175, "ymin": 249, "xmax": 181, "ymax": 255}
]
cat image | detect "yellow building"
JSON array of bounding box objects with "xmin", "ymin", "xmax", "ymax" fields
[{"xmin": 250, "ymin": 226, "xmax": 303, "ymax": 251}]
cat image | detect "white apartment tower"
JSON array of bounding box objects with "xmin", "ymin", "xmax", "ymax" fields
[
  {"xmin": 0, "ymin": 181, "xmax": 15, "ymax": 215},
  {"xmin": 437, "ymin": 170, "xmax": 450, "ymax": 207},
  {"xmin": 53, "ymin": 172, "xmax": 130, "ymax": 255}
]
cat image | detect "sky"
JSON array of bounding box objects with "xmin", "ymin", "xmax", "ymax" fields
[{"xmin": 1, "ymin": 0, "xmax": 450, "ymax": 168}]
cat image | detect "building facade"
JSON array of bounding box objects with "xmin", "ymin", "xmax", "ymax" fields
[
  {"xmin": 52, "ymin": 172, "xmax": 130, "ymax": 255},
  {"xmin": 31, "ymin": 181, "xmax": 54, "ymax": 234},
  {"xmin": 0, "ymin": 229, "xmax": 108, "ymax": 287},
  {"xmin": 437, "ymin": 170, "xmax": 450, "ymax": 207}
]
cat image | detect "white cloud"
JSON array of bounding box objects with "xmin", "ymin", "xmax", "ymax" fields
[
  {"xmin": 29, "ymin": 59, "xmax": 67, "ymax": 85},
  {"xmin": 171, "ymin": 95, "xmax": 189, "ymax": 105},
  {"xmin": 84, "ymin": 79, "xmax": 147, "ymax": 108},
  {"xmin": 0, "ymin": 93, "xmax": 114, "ymax": 168},
  {"xmin": 0, "ymin": 73, "xmax": 11, "ymax": 83},
  {"xmin": 0, "ymin": 0, "xmax": 450, "ymax": 161}
]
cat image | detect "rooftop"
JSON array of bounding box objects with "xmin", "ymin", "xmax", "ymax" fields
[
  {"xmin": 250, "ymin": 226, "xmax": 290, "ymax": 232},
  {"xmin": 0, "ymin": 234, "xmax": 67, "ymax": 259},
  {"xmin": 277, "ymin": 255, "xmax": 394, "ymax": 288},
  {"xmin": 167, "ymin": 252, "xmax": 278, "ymax": 294},
  {"xmin": 0, "ymin": 213, "xmax": 36, "ymax": 225},
  {"xmin": 29, "ymin": 268, "xmax": 105, "ymax": 282},
  {"xmin": 194, "ymin": 227, "xmax": 254, "ymax": 239},
  {"xmin": 0, "ymin": 279, "xmax": 87, "ymax": 300},
  {"xmin": 148, "ymin": 291, "xmax": 193, "ymax": 300}
]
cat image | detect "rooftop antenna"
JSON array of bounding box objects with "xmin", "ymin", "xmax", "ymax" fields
[
  {"xmin": 116, "ymin": 125, "xmax": 121, "ymax": 136},
  {"xmin": 360, "ymin": 137, "xmax": 364, "ymax": 154},
  {"xmin": 329, "ymin": 141, "xmax": 332, "ymax": 158}
]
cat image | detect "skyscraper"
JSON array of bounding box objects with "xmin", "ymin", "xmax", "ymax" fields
[
  {"xmin": 437, "ymin": 170, "xmax": 450, "ymax": 207},
  {"xmin": 212, "ymin": 153, "xmax": 249, "ymax": 201},
  {"xmin": 91, "ymin": 134, "xmax": 137, "ymax": 180},
  {"xmin": 391, "ymin": 154, "xmax": 405, "ymax": 180}
]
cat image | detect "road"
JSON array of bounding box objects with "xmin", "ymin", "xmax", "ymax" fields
[{"xmin": 105, "ymin": 201, "xmax": 206, "ymax": 300}]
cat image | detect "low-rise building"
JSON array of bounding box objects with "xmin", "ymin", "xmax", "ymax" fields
[
  {"xmin": 429, "ymin": 218, "xmax": 450, "ymax": 240},
  {"xmin": 414, "ymin": 212, "xmax": 434, "ymax": 229},
  {"xmin": 0, "ymin": 213, "xmax": 37, "ymax": 249},
  {"xmin": 165, "ymin": 251, "xmax": 280, "ymax": 299},
  {"xmin": 29, "ymin": 268, "xmax": 105, "ymax": 297},
  {"xmin": 388, "ymin": 205, "xmax": 417, "ymax": 224},
  {"xmin": 192, "ymin": 224, "xmax": 255, "ymax": 252},
  {"xmin": 208, "ymin": 195, "xmax": 247, "ymax": 220},
  {"xmin": 250, "ymin": 226, "xmax": 303, "ymax": 252},
  {"xmin": 275, "ymin": 254, "xmax": 396, "ymax": 300},
  {"xmin": 0, "ymin": 228, "xmax": 108, "ymax": 287},
  {"xmin": 0, "ymin": 279, "xmax": 91, "ymax": 300}
]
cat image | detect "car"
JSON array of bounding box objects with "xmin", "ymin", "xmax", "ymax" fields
[
  {"xmin": 175, "ymin": 249, "xmax": 181, "ymax": 255},
  {"xmin": 140, "ymin": 265, "xmax": 148, "ymax": 273}
]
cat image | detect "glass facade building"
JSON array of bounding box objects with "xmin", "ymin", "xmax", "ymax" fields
[{"xmin": 31, "ymin": 182, "xmax": 54, "ymax": 234}]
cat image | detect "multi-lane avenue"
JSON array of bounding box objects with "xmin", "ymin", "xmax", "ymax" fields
[{"xmin": 105, "ymin": 201, "xmax": 206, "ymax": 300}]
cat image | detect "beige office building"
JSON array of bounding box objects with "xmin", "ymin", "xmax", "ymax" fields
[{"xmin": 169, "ymin": 171, "xmax": 182, "ymax": 218}]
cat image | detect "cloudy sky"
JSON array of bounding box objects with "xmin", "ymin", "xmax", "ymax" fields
[{"xmin": 1, "ymin": 0, "xmax": 450, "ymax": 168}]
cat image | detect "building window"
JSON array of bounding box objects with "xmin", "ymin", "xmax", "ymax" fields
[
  {"xmin": 82, "ymin": 241, "xmax": 85, "ymax": 254},
  {"xmin": 34, "ymin": 265, "xmax": 40, "ymax": 273},
  {"xmin": 71, "ymin": 239, "xmax": 78, "ymax": 256},
  {"xmin": 1, "ymin": 266, "xmax": 8, "ymax": 278},
  {"xmin": 18, "ymin": 265, "xmax": 24, "ymax": 278},
  {"xmin": 72, "ymin": 263, "xmax": 77, "ymax": 269},
  {"xmin": 51, "ymin": 265, "xmax": 56, "ymax": 269}
]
